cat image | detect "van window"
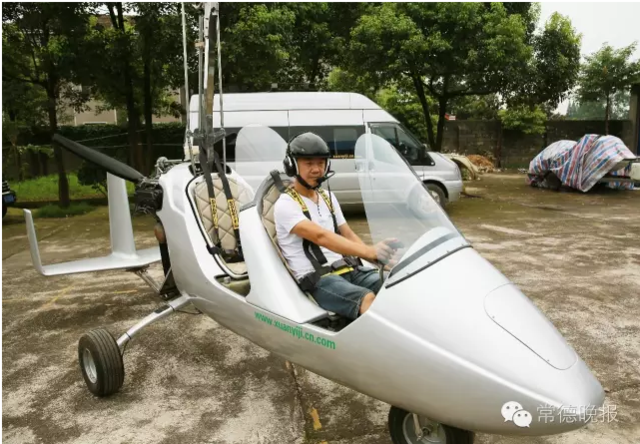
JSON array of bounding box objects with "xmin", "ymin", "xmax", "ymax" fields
[
  {"xmin": 370, "ymin": 123, "xmax": 426, "ymax": 165},
  {"xmin": 289, "ymin": 126, "xmax": 364, "ymax": 159},
  {"xmin": 213, "ymin": 126, "xmax": 289, "ymax": 162}
]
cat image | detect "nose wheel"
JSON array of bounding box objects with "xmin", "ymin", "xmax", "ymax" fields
[
  {"xmin": 78, "ymin": 328, "xmax": 125, "ymax": 397},
  {"xmin": 389, "ymin": 406, "xmax": 474, "ymax": 444}
]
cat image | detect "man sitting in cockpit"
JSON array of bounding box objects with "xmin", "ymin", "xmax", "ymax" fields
[{"xmin": 274, "ymin": 133, "xmax": 398, "ymax": 320}]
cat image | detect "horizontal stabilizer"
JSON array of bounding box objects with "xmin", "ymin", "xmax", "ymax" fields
[{"xmin": 24, "ymin": 173, "xmax": 160, "ymax": 276}]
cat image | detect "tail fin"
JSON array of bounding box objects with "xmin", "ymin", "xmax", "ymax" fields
[{"xmin": 25, "ymin": 173, "xmax": 160, "ymax": 276}]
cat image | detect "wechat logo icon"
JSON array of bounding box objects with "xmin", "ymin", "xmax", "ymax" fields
[{"xmin": 501, "ymin": 401, "xmax": 533, "ymax": 428}]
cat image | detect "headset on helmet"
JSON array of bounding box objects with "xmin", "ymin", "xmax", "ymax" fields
[{"xmin": 283, "ymin": 132, "xmax": 332, "ymax": 181}]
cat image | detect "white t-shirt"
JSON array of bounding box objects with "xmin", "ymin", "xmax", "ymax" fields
[{"xmin": 274, "ymin": 190, "xmax": 347, "ymax": 280}]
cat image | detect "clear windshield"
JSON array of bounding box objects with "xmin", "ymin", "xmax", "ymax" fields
[
  {"xmin": 355, "ymin": 133, "xmax": 469, "ymax": 286},
  {"xmin": 233, "ymin": 125, "xmax": 288, "ymax": 193}
]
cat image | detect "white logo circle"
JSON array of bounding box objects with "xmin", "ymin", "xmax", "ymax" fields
[
  {"xmin": 513, "ymin": 409, "xmax": 533, "ymax": 428},
  {"xmin": 501, "ymin": 401, "xmax": 523, "ymax": 422}
]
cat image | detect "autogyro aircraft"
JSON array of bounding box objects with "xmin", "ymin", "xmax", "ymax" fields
[{"xmin": 22, "ymin": 3, "xmax": 605, "ymax": 444}]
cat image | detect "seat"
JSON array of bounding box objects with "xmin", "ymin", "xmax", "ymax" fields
[
  {"xmin": 258, "ymin": 173, "xmax": 296, "ymax": 276},
  {"xmin": 257, "ymin": 172, "xmax": 342, "ymax": 322},
  {"xmin": 193, "ymin": 175, "xmax": 253, "ymax": 278}
]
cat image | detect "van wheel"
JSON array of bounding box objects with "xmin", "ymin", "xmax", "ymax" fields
[
  {"xmin": 389, "ymin": 406, "xmax": 474, "ymax": 444},
  {"xmin": 425, "ymin": 183, "xmax": 447, "ymax": 207}
]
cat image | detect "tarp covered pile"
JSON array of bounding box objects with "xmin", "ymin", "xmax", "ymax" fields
[{"xmin": 527, "ymin": 134, "xmax": 637, "ymax": 192}]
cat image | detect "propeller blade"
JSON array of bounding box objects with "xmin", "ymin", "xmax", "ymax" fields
[{"xmin": 52, "ymin": 134, "xmax": 145, "ymax": 183}]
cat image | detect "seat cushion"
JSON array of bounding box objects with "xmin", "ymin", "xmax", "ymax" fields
[
  {"xmin": 194, "ymin": 175, "xmax": 252, "ymax": 251},
  {"xmin": 194, "ymin": 175, "xmax": 252, "ymax": 278},
  {"xmin": 261, "ymin": 178, "xmax": 292, "ymax": 245}
]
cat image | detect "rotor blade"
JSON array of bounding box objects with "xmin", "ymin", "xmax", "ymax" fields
[{"xmin": 52, "ymin": 134, "xmax": 145, "ymax": 183}]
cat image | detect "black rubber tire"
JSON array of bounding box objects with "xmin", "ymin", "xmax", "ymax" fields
[
  {"xmin": 388, "ymin": 406, "xmax": 474, "ymax": 444},
  {"xmin": 78, "ymin": 328, "xmax": 124, "ymax": 397},
  {"xmin": 425, "ymin": 182, "xmax": 448, "ymax": 207}
]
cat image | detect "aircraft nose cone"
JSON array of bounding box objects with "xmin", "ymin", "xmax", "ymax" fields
[{"xmin": 485, "ymin": 284, "xmax": 577, "ymax": 369}]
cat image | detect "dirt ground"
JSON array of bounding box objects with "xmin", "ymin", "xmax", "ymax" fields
[{"xmin": 2, "ymin": 173, "xmax": 639, "ymax": 444}]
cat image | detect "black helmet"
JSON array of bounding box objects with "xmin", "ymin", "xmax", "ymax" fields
[
  {"xmin": 288, "ymin": 132, "xmax": 331, "ymax": 159},
  {"xmin": 283, "ymin": 132, "xmax": 333, "ymax": 189},
  {"xmin": 283, "ymin": 133, "xmax": 331, "ymax": 182}
]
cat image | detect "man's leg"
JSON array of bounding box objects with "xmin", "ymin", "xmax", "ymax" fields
[
  {"xmin": 346, "ymin": 266, "xmax": 383, "ymax": 315},
  {"xmin": 311, "ymin": 274, "xmax": 376, "ymax": 320},
  {"xmin": 348, "ymin": 266, "xmax": 383, "ymax": 295}
]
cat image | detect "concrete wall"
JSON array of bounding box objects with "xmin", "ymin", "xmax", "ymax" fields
[{"xmin": 440, "ymin": 119, "xmax": 635, "ymax": 168}]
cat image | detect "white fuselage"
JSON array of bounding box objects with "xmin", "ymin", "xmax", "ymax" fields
[{"xmin": 158, "ymin": 163, "xmax": 604, "ymax": 436}]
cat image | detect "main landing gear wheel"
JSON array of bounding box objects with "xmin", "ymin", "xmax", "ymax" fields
[
  {"xmin": 389, "ymin": 406, "xmax": 474, "ymax": 444},
  {"xmin": 78, "ymin": 328, "xmax": 124, "ymax": 397}
]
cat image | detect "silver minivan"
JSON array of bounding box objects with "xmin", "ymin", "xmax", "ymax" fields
[{"xmin": 187, "ymin": 92, "xmax": 462, "ymax": 207}]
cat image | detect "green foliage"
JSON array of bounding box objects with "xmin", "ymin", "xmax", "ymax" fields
[
  {"xmin": 517, "ymin": 12, "xmax": 583, "ymax": 108},
  {"xmin": 375, "ymin": 85, "xmax": 436, "ymax": 143},
  {"xmin": 76, "ymin": 162, "xmax": 109, "ymax": 197},
  {"xmin": 576, "ymin": 42, "xmax": 640, "ymax": 130},
  {"xmin": 578, "ymin": 43, "xmax": 640, "ymax": 101},
  {"xmin": 283, "ymin": 3, "xmax": 374, "ymax": 89},
  {"xmin": 326, "ymin": 67, "xmax": 379, "ymax": 99},
  {"xmin": 220, "ymin": 4, "xmax": 296, "ymax": 91},
  {"xmin": 2, "ymin": 79, "xmax": 48, "ymax": 127},
  {"xmin": 35, "ymin": 202, "xmax": 96, "ymax": 218},
  {"xmin": 498, "ymin": 106, "xmax": 547, "ymax": 134},
  {"xmin": 3, "ymin": 3, "xmax": 94, "ymax": 206},
  {"xmin": 344, "ymin": 3, "xmax": 581, "ymax": 150},
  {"xmin": 12, "ymin": 173, "xmax": 135, "ymax": 202},
  {"xmin": 85, "ymin": 3, "xmax": 188, "ymax": 116},
  {"xmin": 567, "ymin": 90, "xmax": 631, "ymax": 120},
  {"xmin": 449, "ymin": 95, "xmax": 501, "ymax": 120}
]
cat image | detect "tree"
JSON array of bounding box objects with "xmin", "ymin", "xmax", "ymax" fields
[
  {"xmin": 346, "ymin": 3, "xmax": 581, "ymax": 151},
  {"xmin": 498, "ymin": 105, "xmax": 547, "ymax": 134},
  {"xmin": 2, "ymin": 78, "xmax": 49, "ymax": 179},
  {"xmin": 375, "ymin": 83, "xmax": 437, "ymax": 143},
  {"xmin": 577, "ymin": 42, "xmax": 640, "ymax": 134},
  {"xmin": 283, "ymin": 3, "xmax": 374, "ymax": 90},
  {"xmin": 134, "ymin": 2, "xmax": 189, "ymax": 172},
  {"xmin": 82, "ymin": 3, "xmax": 194, "ymax": 173},
  {"xmin": 217, "ymin": 3, "xmax": 296, "ymax": 91},
  {"xmin": 567, "ymin": 90, "xmax": 631, "ymax": 120},
  {"xmin": 3, "ymin": 3, "xmax": 91, "ymax": 207},
  {"xmin": 216, "ymin": 3, "xmax": 371, "ymax": 92}
]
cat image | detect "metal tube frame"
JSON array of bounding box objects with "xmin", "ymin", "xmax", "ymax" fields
[{"xmin": 116, "ymin": 294, "xmax": 191, "ymax": 353}]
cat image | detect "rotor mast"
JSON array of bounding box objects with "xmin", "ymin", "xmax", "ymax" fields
[{"xmin": 188, "ymin": 2, "xmax": 226, "ymax": 169}]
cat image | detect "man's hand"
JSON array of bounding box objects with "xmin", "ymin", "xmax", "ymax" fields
[{"xmin": 367, "ymin": 238, "xmax": 403, "ymax": 264}]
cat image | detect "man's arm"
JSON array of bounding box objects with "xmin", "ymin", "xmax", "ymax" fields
[
  {"xmin": 338, "ymin": 223, "xmax": 366, "ymax": 245},
  {"xmin": 291, "ymin": 220, "xmax": 383, "ymax": 261}
]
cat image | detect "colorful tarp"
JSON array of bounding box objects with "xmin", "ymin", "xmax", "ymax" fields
[{"xmin": 527, "ymin": 134, "xmax": 636, "ymax": 192}]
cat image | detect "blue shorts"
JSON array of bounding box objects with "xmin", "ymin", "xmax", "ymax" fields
[{"xmin": 310, "ymin": 266, "xmax": 382, "ymax": 320}]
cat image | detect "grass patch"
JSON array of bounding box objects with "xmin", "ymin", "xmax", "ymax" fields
[
  {"xmin": 11, "ymin": 173, "xmax": 135, "ymax": 202},
  {"xmin": 35, "ymin": 202, "xmax": 96, "ymax": 218}
]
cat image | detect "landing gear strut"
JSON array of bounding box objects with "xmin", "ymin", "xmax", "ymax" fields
[{"xmin": 78, "ymin": 295, "xmax": 190, "ymax": 396}]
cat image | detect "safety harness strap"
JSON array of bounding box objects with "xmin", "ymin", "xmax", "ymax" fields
[
  {"xmin": 199, "ymin": 146, "xmax": 243, "ymax": 263},
  {"xmin": 270, "ymin": 170, "xmax": 361, "ymax": 291},
  {"xmin": 212, "ymin": 149, "xmax": 243, "ymax": 260},
  {"xmin": 283, "ymin": 187, "xmax": 328, "ymax": 272},
  {"xmin": 317, "ymin": 189, "xmax": 338, "ymax": 233}
]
